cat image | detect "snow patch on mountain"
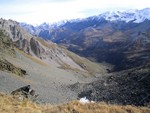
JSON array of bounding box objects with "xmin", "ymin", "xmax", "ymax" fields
[
  {"xmin": 20, "ymin": 8, "xmax": 150, "ymax": 35},
  {"xmin": 99, "ymin": 8, "xmax": 150, "ymax": 23}
]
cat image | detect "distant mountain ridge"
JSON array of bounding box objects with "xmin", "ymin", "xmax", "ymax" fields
[
  {"xmin": 21, "ymin": 8, "xmax": 150, "ymax": 30},
  {"xmin": 21, "ymin": 8, "xmax": 150, "ymax": 38}
]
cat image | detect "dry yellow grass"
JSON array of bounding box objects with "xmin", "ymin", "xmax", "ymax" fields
[
  {"xmin": 0, "ymin": 93, "xmax": 150, "ymax": 113},
  {"xmin": 45, "ymin": 101, "xmax": 150, "ymax": 113},
  {"xmin": 0, "ymin": 93, "xmax": 41, "ymax": 113}
]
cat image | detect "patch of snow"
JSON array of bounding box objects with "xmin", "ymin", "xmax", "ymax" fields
[
  {"xmin": 91, "ymin": 101, "xmax": 95, "ymax": 103},
  {"xmin": 98, "ymin": 8, "xmax": 150, "ymax": 23},
  {"xmin": 79, "ymin": 97, "xmax": 95, "ymax": 104},
  {"xmin": 79, "ymin": 97, "xmax": 90, "ymax": 103}
]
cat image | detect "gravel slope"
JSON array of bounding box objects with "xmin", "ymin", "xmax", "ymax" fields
[{"xmin": 0, "ymin": 49, "xmax": 89, "ymax": 104}]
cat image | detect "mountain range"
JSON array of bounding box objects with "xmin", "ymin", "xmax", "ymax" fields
[
  {"xmin": 22, "ymin": 8, "xmax": 150, "ymax": 33},
  {"xmin": 21, "ymin": 8, "xmax": 150, "ymax": 71}
]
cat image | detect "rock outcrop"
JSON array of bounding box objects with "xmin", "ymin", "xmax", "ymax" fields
[
  {"xmin": 11, "ymin": 85, "xmax": 38, "ymax": 101},
  {"xmin": 0, "ymin": 58, "xmax": 26, "ymax": 76},
  {"xmin": 0, "ymin": 30, "xmax": 15, "ymax": 56},
  {"xmin": 0, "ymin": 30, "xmax": 26, "ymax": 76},
  {"xmin": 30, "ymin": 37, "xmax": 44, "ymax": 58}
]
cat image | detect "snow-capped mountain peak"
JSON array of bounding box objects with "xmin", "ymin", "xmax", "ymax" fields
[{"xmin": 99, "ymin": 8, "xmax": 150, "ymax": 23}]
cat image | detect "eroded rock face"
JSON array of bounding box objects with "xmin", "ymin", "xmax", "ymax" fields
[
  {"xmin": 0, "ymin": 30, "xmax": 15, "ymax": 56},
  {"xmin": 30, "ymin": 38, "xmax": 43, "ymax": 58},
  {"xmin": 15, "ymin": 39, "xmax": 30, "ymax": 54},
  {"xmin": 0, "ymin": 19, "xmax": 44, "ymax": 58}
]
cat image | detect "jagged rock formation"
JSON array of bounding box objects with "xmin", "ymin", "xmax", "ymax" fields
[{"xmin": 30, "ymin": 37, "xmax": 43, "ymax": 58}]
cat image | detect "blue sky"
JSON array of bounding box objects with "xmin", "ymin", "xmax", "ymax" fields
[{"xmin": 0, "ymin": 0, "xmax": 150, "ymax": 25}]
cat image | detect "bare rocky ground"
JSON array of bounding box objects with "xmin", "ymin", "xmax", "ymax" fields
[
  {"xmin": 1, "ymin": 48, "xmax": 150, "ymax": 106},
  {"xmin": 0, "ymin": 49, "xmax": 94, "ymax": 104},
  {"xmin": 73, "ymin": 64, "xmax": 150, "ymax": 106}
]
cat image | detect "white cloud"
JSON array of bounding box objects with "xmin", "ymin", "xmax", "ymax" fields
[{"xmin": 0, "ymin": 0, "xmax": 150, "ymax": 24}]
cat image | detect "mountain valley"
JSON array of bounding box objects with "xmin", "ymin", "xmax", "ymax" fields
[
  {"xmin": 0, "ymin": 8, "xmax": 150, "ymax": 112},
  {"xmin": 22, "ymin": 8, "xmax": 150, "ymax": 71}
]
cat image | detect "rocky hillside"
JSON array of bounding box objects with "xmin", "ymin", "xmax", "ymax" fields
[
  {"xmin": 0, "ymin": 18, "xmax": 106, "ymax": 76},
  {"xmin": 0, "ymin": 18, "xmax": 107, "ymax": 104},
  {"xmin": 0, "ymin": 10, "xmax": 150, "ymax": 109},
  {"xmin": 69, "ymin": 63, "xmax": 150, "ymax": 106},
  {"xmin": 0, "ymin": 31, "xmax": 26, "ymax": 76}
]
